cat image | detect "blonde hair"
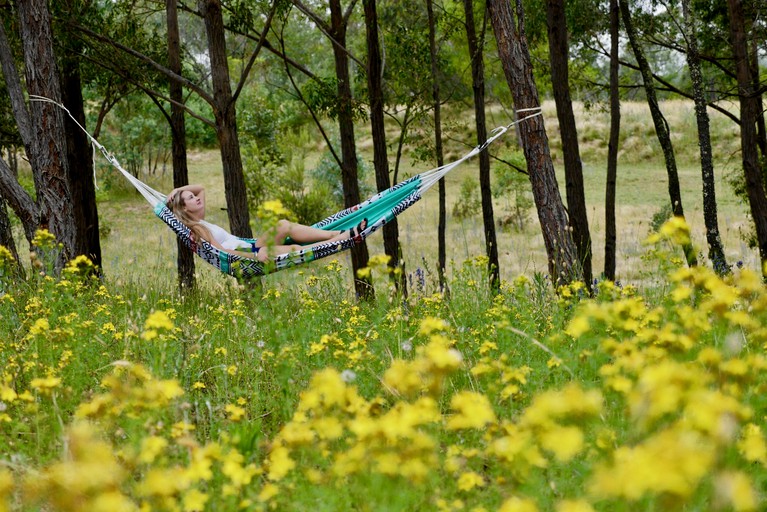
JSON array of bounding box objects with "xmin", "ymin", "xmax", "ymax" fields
[{"xmin": 167, "ymin": 193, "xmax": 212, "ymax": 243}]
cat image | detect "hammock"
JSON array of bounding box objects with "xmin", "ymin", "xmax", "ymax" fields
[{"xmin": 32, "ymin": 96, "xmax": 540, "ymax": 278}]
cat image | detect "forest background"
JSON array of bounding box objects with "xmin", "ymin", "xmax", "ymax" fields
[{"xmin": 0, "ymin": 0, "xmax": 765, "ymax": 295}]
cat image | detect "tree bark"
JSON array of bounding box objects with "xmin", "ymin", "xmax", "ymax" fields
[
  {"xmin": 681, "ymin": 0, "xmax": 728, "ymax": 274},
  {"xmin": 427, "ymin": 0, "xmax": 448, "ymax": 294},
  {"xmin": 61, "ymin": 55, "xmax": 102, "ymax": 271},
  {"xmin": 363, "ymin": 0, "xmax": 406, "ymax": 296},
  {"xmin": 168, "ymin": 0, "xmax": 196, "ymax": 290},
  {"xmin": 329, "ymin": 0, "xmax": 372, "ymax": 299},
  {"xmin": 726, "ymin": 0, "xmax": 767, "ymax": 269},
  {"xmin": 463, "ymin": 0, "xmax": 500, "ymax": 292},
  {"xmin": 199, "ymin": 0, "xmax": 252, "ymax": 239},
  {"xmin": 18, "ymin": 0, "xmax": 76, "ymax": 268},
  {"xmin": 546, "ymin": 0, "xmax": 592, "ymax": 289},
  {"xmin": 620, "ymin": 0, "xmax": 696, "ymax": 267},
  {"xmin": 604, "ymin": 0, "xmax": 619, "ymax": 282},
  {"xmin": 487, "ymin": 0, "xmax": 579, "ymax": 287}
]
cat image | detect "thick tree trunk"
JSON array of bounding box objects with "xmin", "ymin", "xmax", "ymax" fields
[
  {"xmin": 463, "ymin": 0, "xmax": 500, "ymax": 292},
  {"xmin": 427, "ymin": 0, "xmax": 448, "ymax": 293},
  {"xmin": 168, "ymin": 0, "xmax": 196, "ymax": 290},
  {"xmin": 682, "ymin": 0, "xmax": 728, "ymax": 274},
  {"xmin": 329, "ymin": 0, "xmax": 372, "ymax": 299},
  {"xmin": 746, "ymin": 13, "xmax": 765, "ymax": 158},
  {"xmin": 199, "ymin": 0, "xmax": 252, "ymax": 238},
  {"xmin": 363, "ymin": 0, "xmax": 406, "ymax": 296},
  {"xmin": 546, "ymin": 0, "xmax": 592, "ymax": 289},
  {"xmin": 18, "ymin": 0, "xmax": 76, "ymax": 268},
  {"xmin": 487, "ymin": 0, "xmax": 580, "ymax": 287},
  {"xmin": 620, "ymin": 0, "xmax": 696, "ymax": 267},
  {"xmin": 604, "ymin": 0, "xmax": 619, "ymax": 282},
  {"xmin": 0, "ymin": 22, "xmax": 39, "ymax": 243},
  {"xmin": 726, "ymin": 0, "xmax": 767, "ymax": 268},
  {"xmin": 61, "ymin": 56, "xmax": 103, "ymax": 271}
]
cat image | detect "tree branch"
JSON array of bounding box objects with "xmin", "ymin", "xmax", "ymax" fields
[{"xmin": 71, "ymin": 22, "xmax": 216, "ymax": 105}]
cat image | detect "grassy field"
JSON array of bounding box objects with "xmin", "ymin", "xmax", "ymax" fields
[{"xmin": 1, "ymin": 100, "xmax": 765, "ymax": 511}]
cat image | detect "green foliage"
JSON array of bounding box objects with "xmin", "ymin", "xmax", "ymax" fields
[
  {"xmin": 243, "ymin": 129, "xmax": 342, "ymax": 226},
  {"xmin": 452, "ymin": 176, "xmax": 482, "ymax": 220},
  {"xmin": 493, "ymin": 152, "xmax": 534, "ymax": 232},
  {"xmin": 650, "ymin": 202, "xmax": 674, "ymax": 233},
  {"xmin": 302, "ymin": 76, "xmax": 366, "ymax": 122},
  {"xmin": 310, "ymin": 145, "xmax": 375, "ymax": 208}
]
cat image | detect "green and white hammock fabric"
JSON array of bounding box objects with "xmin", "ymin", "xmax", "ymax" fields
[{"xmin": 32, "ymin": 96, "xmax": 540, "ymax": 278}]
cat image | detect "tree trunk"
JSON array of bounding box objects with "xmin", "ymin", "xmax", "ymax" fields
[
  {"xmin": 620, "ymin": 0, "xmax": 697, "ymax": 267},
  {"xmin": 726, "ymin": 0, "xmax": 767, "ymax": 269},
  {"xmin": 746, "ymin": 11, "xmax": 765, "ymax": 158},
  {"xmin": 199, "ymin": 0, "xmax": 252, "ymax": 238},
  {"xmin": 18, "ymin": 0, "xmax": 76, "ymax": 268},
  {"xmin": 427, "ymin": 0, "xmax": 449, "ymax": 294},
  {"xmin": 168, "ymin": 0, "xmax": 196, "ymax": 290},
  {"xmin": 61, "ymin": 55, "xmax": 103, "ymax": 272},
  {"xmin": 363, "ymin": 0, "xmax": 406, "ymax": 296},
  {"xmin": 329, "ymin": 0, "xmax": 372, "ymax": 299},
  {"xmin": 463, "ymin": 0, "xmax": 500, "ymax": 292},
  {"xmin": 546, "ymin": 0, "xmax": 592, "ymax": 290},
  {"xmin": 604, "ymin": 0, "xmax": 619, "ymax": 282},
  {"xmin": 487, "ymin": 0, "xmax": 580, "ymax": 287},
  {"xmin": 681, "ymin": 0, "xmax": 728, "ymax": 274}
]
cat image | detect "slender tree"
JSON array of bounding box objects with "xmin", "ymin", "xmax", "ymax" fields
[
  {"xmin": 726, "ymin": 0, "xmax": 767, "ymax": 270},
  {"xmin": 199, "ymin": 0, "xmax": 251, "ymax": 238},
  {"xmin": 681, "ymin": 0, "xmax": 728, "ymax": 274},
  {"xmin": 487, "ymin": 0, "xmax": 580, "ymax": 286},
  {"xmin": 604, "ymin": 0, "xmax": 620, "ymax": 281},
  {"xmin": 546, "ymin": 0, "xmax": 592, "ymax": 289},
  {"xmin": 426, "ymin": 0, "xmax": 448, "ymax": 293},
  {"xmin": 292, "ymin": 0, "xmax": 373, "ymax": 299},
  {"xmin": 620, "ymin": 0, "xmax": 696, "ymax": 267},
  {"xmin": 167, "ymin": 0, "xmax": 195, "ymax": 289},
  {"xmin": 363, "ymin": 0, "xmax": 406, "ymax": 296},
  {"xmin": 463, "ymin": 0, "xmax": 499, "ymax": 291}
]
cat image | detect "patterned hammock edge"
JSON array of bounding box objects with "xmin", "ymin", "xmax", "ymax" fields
[{"xmin": 29, "ymin": 95, "xmax": 541, "ymax": 278}]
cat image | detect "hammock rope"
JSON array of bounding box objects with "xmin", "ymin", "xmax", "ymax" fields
[{"xmin": 30, "ymin": 95, "xmax": 541, "ymax": 278}]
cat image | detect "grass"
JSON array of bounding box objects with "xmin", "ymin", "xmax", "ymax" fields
[{"xmin": 0, "ymin": 100, "xmax": 764, "ymax": 511}]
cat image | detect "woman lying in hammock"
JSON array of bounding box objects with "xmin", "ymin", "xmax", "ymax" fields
[{"xmin": 167, "ymin": 184, "xmax": 366, "ymax": 263}]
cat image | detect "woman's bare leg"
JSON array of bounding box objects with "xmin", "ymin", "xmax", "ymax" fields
[{"xmin": 270, "ymin": 219, "xmax": 343, "ymax": 244}]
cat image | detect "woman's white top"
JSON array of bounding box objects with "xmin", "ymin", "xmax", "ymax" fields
[{"xmin": 199, "ymin": 220, "xmax": 252, "ymax": 251}]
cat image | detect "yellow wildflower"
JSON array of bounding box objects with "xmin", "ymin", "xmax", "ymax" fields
[
  {"xmin": 30, "ymin": 376, "xmax": 61, "ymax": 392},
  {"xmin": 267, "ymin": 446, "xmax": 295, "ymax": 481},
  {"xmin": 225, "ymin": 404, "xmax": 246, "ymax": 422},
  {"xmin": 446, "ymin": 391, "xmax": 496, "ymax": 430},
  {"xmin": 138, "ymin": 436, "xmax": 168, "ymax": 464},
  {"xmin": 143, "ymin": 310, "xmax": 174, "ymax": 331},
  {"xmin": 715, "ymin": 472, "xmax": 758, "ymax": 512},
  {"xmin": 182, "ymin": 489, "xmax": 209, "ymax": 512},
  {"xmin": 555, "ymin": 499, "xmax": 594, "ymax": 512},
  {"xmin": 258, "ymin": 483, "xmax": 280, "ymax": 502},
  {"xmin": 499, "ymin": 496, "xmax": 539, "ymax": 512},
  {"xmin": 737, "ymin": 424, "xmax": 767, "ymax": 464},
  {"xmin": 419, "ymin": 317, "xmax": 449, "ymax": 336},
  {"xmin": 456, "ymin": 471, "xmax": 485, "ymax": 491}
]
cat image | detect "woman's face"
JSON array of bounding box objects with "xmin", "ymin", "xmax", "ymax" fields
[{"xmin": 180, "ymin": 191, "xmax": 204, "ymax": 218}]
